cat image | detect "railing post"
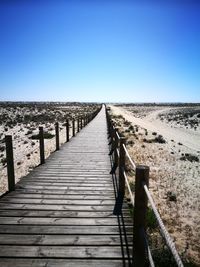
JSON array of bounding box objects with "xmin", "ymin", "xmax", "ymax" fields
[
  {"xmin": 66, "ymin": 119, "xmax": 69, "ymax": 142},
  {"xmin": 77, "ymin": 118, "xmax": 80, "ymax": 133},
  {"xmin": 119, "ymin": 137, "xmax": 126, "ymax": 195},
  {"xmin": 108, "ymin": 121, "xmax": 114, "ymax": 146},
  {"xmin": 80, "ymin": 117, "xmax": 83, "ymax": 129},
  {"xmin": 5, "ymin": 135, "xmax": 15, "ymax": 192},
  {"xmin": 133, "ymin": 165, "xmax": 149, "ymax": 267},
  {"xmin": 39, "ymin": 127, "xmax": 45, "ymax": 164},
  {"xmin": 55, "ymin": 122, "xmax": 59, "ymax": 151},
  {"xmin": 113, "ymin": 137, "xmax": 126, "ymax": 215},
  {"xmin": 72, "ymin": 119, "xmax": 75, "ymax": 137},
  {"xmin": 110, "ymin": 128, "xmax": 119, "ymax": 174},
  {"xmin": 106, "ymin": 111, "xmax": 111, "ymax": 136}
]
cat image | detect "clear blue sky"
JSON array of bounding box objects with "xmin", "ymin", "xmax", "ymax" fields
[{"xmin": 0, "ymin": 0, "xmax": 200, "ymax": 102}]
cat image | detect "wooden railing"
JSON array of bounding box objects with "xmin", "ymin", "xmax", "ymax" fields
[
  {"xmin": 2, "ymin": 107, "xmax": 101, "ymax": 194},
  {"xmin": 106, "ymin": 107, "xmax": 184, "ymax": 267}
]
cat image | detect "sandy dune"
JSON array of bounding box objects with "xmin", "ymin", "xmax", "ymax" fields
[
  {"xmin": 109, "ymin": 104, "xmax": 200, "ymax": 265},
  {"xmin": 111, "ymin": 105, "xmax": 200, "ymax": 151}
]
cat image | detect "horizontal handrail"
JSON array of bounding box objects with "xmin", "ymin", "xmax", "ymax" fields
[
  {"xmin": 106, "ymin": 106, "xmax": 184, "ymax": 267},
  {"xmin": 141, "ymin": 227, "xmax": 155, "ymax": 267},
  {"xmin": 116, "ymin": 148, "xmax": 120, "ymax": 157},
  {"xmin": 122, "ymin": 143, "xmax": 136, "ymax": 170},
  {"xmin": 147, "ymin": 245, "xmax": 155, "ymax": 267},
  {"xmin": 116, "ymin": 131, "xmax": 120, "ymax": 140},
  {"xmin": 123, "ymin": 169, "xmax": 134, "ymax": 206},
  {"xmin": 143, "ymin": 183, "xmax": 184, "ymax": 267}
]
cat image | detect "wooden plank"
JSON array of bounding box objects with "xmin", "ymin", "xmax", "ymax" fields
[
  {"xmin": 8, "ymin": 189, "xmax": 115, "ymax": 195},
  {"xmin": 0, "ymin": 106, "xmax": 131, "ymax": 266},
  {"xmin": 0, "ymin": 234, "xmax": 132, "ymax": 245},
  {"xmin": 0, "ymin": 225, "xmax": 133, "ymax": 234},
  {"xmin": 0, "ymin": 210, "xmax": 129, "ymax": 218},
  {"xmin": 0, "ymin": 245, "xmax": 128, "ymax": 258},
  {"xmin": 0, "ymin": 203, "xmax": 116, "ymax": 211},
  {"xmin": 19, "ymin": 178, "xmax": 113, "ymax": 183},
  {"xmin": 18, "ymin": 182, "xmax": 113, "ymax": 187},
  {"xmin": 0, "ymin": 217, "xmax": 122, "ymax": 226},
  {"xmin": 15, "ymin": 185, "xmax": 114, "ymax": 191},
  {"xmin": 4, "ymin": 193, "xmax": 115, "ymax": 200},
  {"xmin": 0, "ymin": 199, "xmax": 115, "ymax": 205},
  {"xmin": 0, "ymin": 259, "xmax": 125, "ymax": 267}
]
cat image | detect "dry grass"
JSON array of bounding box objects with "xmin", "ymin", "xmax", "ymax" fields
[{"xmin": 110, "ymin": 105, "xmax": 200, "ymax": 265}]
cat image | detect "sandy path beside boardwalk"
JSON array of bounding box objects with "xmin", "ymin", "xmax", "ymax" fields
[
  {"xmin": 109, "ymin": 104, "xmax": 200, "ymax": 264},
  {"xmin": 110, "ymin": 105, "xmax": 200, "ymax": 152}
]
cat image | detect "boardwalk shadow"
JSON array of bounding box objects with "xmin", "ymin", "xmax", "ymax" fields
[{"xmin": 109, "ymin": 156, "xmax": 132, "ymax": 267}]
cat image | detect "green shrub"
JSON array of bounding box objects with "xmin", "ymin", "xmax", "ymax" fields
[
  {"xmin": 127, "ymin": 206, "xmax": 157, "ymax": 230},
  {"xmin": 25, "ymin": 130, "xmax": 33, "ymax": 135},
  {"xmin": 124, "ymin": 120, "xmax": 131, "ymax": 126},
  {"xmin": 154, "ymin": 135, "xmax": 166, "ymax": 144},
  {"xmin": 180, "ymin": 153, "xmax": 199, "ymax": 162},
  {"xmin": 127, "ymin": 140, "xmax": 134, "ymax": 145},
  {"xmin": 167, "ymin": 191, "xmax": 177, "ymax": 202},
  {"xmin": 152, "ymin": 248, "xmax": 177, "ymax": 267},
  {"xmin": 31, "ymin": 132, "xmax": 55, "ymax": 140},
  {"xmin": 147, "ymin": 208, "xmax": 157, "ymax": 229},
  {"xmin": 1, "ymin": 157, "xmax": 7, "ymax": 165},
  {"xmin": 0, "ymin": 146, "xmax": 5, "ymax": 152},
  {"xmin": 129, "ymin": 125, "xmax": 134, "ymax": 130}
]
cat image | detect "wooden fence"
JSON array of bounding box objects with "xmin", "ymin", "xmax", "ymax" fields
[
  {"xmin": 106, "ymin": 107, "xmax": 184, "ymax": 267},
  {"xmin": 3, "ymin": 108, "xmax": 101, "ymax": 194}
]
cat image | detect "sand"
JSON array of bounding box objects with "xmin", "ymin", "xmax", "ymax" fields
[
  {"xmin": 109, "ymin": 104, "xmax": 200, "ymax": 265},
  {"xmin": 0, "ymin": 103, "xmax": 99, "ymax": 195}
]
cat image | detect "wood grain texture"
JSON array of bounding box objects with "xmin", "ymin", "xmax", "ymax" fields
[{"xmin": 0, "ymin": 106, "xmax": 132, "ymax": 266}]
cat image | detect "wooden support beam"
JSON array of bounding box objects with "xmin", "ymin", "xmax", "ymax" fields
[
  {"xmin": 133, "ymin": 165, "xmax": 149, "ymax": 267},
  {"xmin": 5, "ymin": 135, "xmax": 15, "ymax": 192},
  {"xmin": 39, "ymin": 127, "xmax": 45, "ymax": 164},
  {"xmin": 66, "ymin": 119, "xmax": 69, "ymax": 142},
  {"xmin": 77, "ymin": 118, "xmax": 80, "ymax": 133},
  {"xmin": 80, "ymin": 117, "xmax": 83, "ymax": 129},
  {"xmin": 113, "ymin": 137, "xmax": 126, "ymax": 215},
  {"xmin": 72, "ymin": 120, "xmax": 75, "ymax": 137},
  {"xmin": 55, "ymin": 122, "xmax": 59, "ymax": 151}
]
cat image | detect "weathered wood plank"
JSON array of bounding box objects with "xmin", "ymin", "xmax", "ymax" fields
[
  {"xmin": 0, "ymin": 199, "xmax": 115, "ymax": 205},
  {"xmin": 0, "ymin": 234, "xmax": 132, "ymax": 245},
  {"xmin": 17, "ymin": 182, "xmax": 113, "ymax": 187},
  {"xmin": 0, "ymin": 210, "xmax": 125, "ymax": 218},
  {"xmin": 19, "ymin": 178, "xmax": 113, "ymax": 183},
  {"xmin": 0, "ymin": 203, "xmax": 116, "ymax": 211},
  {"xmin": 0, "ymin": 106, "xmax": 131, "ymax": 266},
  {"xmin": 15, "ymin": 185, "xmax": 114, "ymax": 190},
  {"xmin": 0, "ymin": 217, "xmax": 124, "ymax": 226},
  {"xmin": 3, "ymin": 193, "xmax": 115, "ymax": 200},
  {"xmin": 11, "ymin": 189, "xmax": 114, "ymax": 195},
  {"xmin": 0, "ymin": 225, "xmax": 133, "ymax": 234},
  {"xmin": 0, "ymin": 259, "xmax": 125, "ymax": 267},
  {"xmin": 0, "ymin": 245, "xmax": 128, "ymax": 258}
]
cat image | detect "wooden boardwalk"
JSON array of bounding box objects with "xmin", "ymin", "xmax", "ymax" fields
[{"xmin": 0, "ymin": 106, "xmax": 132, "ymax": 267}]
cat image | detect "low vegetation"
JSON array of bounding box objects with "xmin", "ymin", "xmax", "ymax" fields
[
  {"xmin": 109, "ymin": 107, "xmax": 200, "ymax": 265},
  {"xmin": 159, "ymin": 107, "xmax": 200, "ymax": 130},
  {"xmin": 31, "ymin": 132, "xmax": 55, "ymax": 140},
  {"xmin": 180, "ymin": 153, "xmax": 199, "ymax": 163}
]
